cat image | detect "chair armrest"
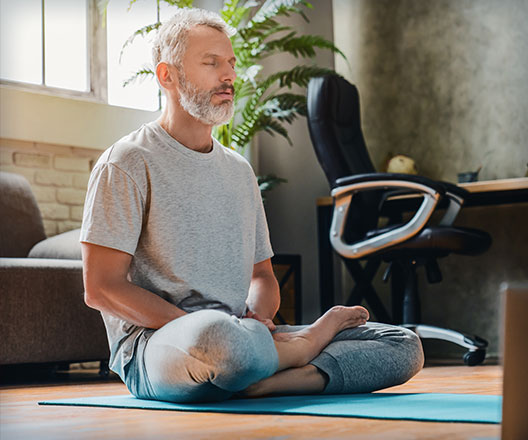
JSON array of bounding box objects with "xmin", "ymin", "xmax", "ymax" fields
[
  {"xmin": 335, "ymin": 173, "xmax": 447, "ymax": 196},
  {"xmin": 435, "ymin": 181, "xmax": 469, "ymax": 225},
  {"xmin": 329, "ymin": 173, "xmax": 443, "ymax": 259},
  {"xmin": 0, "ymin": 258, "xmax": 109, "ymax": 365},
  {"xmin": 440, "ymin": 181, "xmax": 469, "ymax": 202}
]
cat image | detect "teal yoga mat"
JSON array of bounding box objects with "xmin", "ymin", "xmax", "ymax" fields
[{"xmin": 39, "ymin": 393, "xmax": 501, "ymax": 424}]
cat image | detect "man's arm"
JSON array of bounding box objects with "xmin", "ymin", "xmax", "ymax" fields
[
  {"xmin": 245, "ymin": 258, "xmax": 280, "ymax": 328},
  {"xmin": 82, "ymin": 242, "xmax": 186, "ymax": 329}
]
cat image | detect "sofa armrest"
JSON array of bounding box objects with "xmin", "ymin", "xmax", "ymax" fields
[{"xmin": 0, "ymin": 258, "xmax": 109, "ymax": 365}]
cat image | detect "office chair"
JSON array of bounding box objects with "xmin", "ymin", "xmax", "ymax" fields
[{"xmin": 307, "ymin": 75, "xmax": 492, "ymax": 365}]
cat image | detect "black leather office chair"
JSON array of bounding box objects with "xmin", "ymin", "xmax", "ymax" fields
[{"xmin": 307, "ymin": 75, "xmax": 492, "ymax": 365}]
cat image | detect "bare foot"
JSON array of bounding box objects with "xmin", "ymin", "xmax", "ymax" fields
[
  {"xmin": 240, "ymin": 364, "xmax": 328, "ymax": 398},
  {"xmin": 321, "ymin": 304, "xmax": 370, "ymax": 333},
  {"xmin": 273, "ymin": 305, "xmax": 369, "ymax": 371},
  {"xmin": 273, "ymin": 305, "xmax": 369, "ymax": 343}
]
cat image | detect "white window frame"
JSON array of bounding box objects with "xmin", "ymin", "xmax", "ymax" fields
[{"xmin": 0, "ymin": 0, "xmax": 108, "ymax": 103}]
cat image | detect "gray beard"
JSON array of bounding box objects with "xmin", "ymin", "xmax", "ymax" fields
[{"xmin": 178, "ymin": 75, "xmax": 234, "ymax": 126}]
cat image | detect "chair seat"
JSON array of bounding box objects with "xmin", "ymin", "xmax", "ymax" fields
[{"xmin": 371, "ymin": 226, "xmax": 492, "ymax": 259}]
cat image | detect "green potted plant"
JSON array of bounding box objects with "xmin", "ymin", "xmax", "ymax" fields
[{"xmin": 110, "ymin": 0, "xmax": 345, "ymax": 197}]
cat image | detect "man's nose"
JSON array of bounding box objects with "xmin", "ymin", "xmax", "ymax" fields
[{"xmin": 221, "ymin": 63, "xmax": 236, "ymax": 83}]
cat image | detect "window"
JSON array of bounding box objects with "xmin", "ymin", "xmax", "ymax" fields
[
  {"xmin": 0, "ymin": 0, "xmax": 89, "ymax": 93},
  {"xmin": 106, "ymin": 0, "xmax": 176, "ymax": 111},
  {"xmin": 0, "ymin": 0, "xmax": 183, "ymax": 111},
  {"xmin": 106, "ymin": 0, "xmax": 159, "ymax": 111}
]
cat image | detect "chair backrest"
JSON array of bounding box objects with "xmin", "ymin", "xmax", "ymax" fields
[
  {"xmin": 307, "ymin": 75, "xmax": 376, "ymax": 188},
  {"xmin": 307, "ymin": 75, "xmax": 381, "ymax": 239},
  {"xmin": 0, "ymin": 172, "xmax": 46, "ymax": 257}
]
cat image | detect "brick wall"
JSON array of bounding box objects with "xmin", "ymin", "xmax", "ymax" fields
[{"xmin": 0, "ymin": 138, "xmax": 102, "ymax": 237}]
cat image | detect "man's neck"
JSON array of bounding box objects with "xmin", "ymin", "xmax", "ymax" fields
[{"xmin": 157, "ymin": 108, "xmax": 213, "ymax": 154}]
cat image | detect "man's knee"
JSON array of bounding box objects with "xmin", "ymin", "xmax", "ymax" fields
[
  {"xmin": 390, "ymin": 325, "xmax": 424, "ymax": 383},
  {"xmin": 365, "ymin": 323, "xmax": 424, "ymax": 386},
  {"xmin": 144, "ymin": 310, "xmax": 278, "ymax": 399},
  {"xmin": 186, "ymin": 310, "xmax": 279, "ymax": 391}
]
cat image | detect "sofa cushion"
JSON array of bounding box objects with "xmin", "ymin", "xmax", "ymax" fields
[
  {"xmin": 28, "ymin": 228, "xmax": 82, "ymax": 260},
  {"xmin": 0, "ymin": 172, "xmax": 46, "ymax": 257}
]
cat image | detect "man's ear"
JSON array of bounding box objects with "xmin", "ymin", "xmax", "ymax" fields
[{"xmin": 156, "ymin": 62, "xmax": 178, "ymax": 90}]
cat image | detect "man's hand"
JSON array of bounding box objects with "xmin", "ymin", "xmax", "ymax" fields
[{"xmin": 244, "ymin": 310, "xmax": 276, "ymax": 332}]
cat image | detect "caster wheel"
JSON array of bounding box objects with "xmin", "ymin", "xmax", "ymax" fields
[{"xmin": 463, "ymin": 349, "xmax": 486, "ymax": 366}]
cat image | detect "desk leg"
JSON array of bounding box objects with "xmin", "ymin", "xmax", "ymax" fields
[{"xmin": 317, "ymin": 204, "xmax": 335, "ymax": 313}]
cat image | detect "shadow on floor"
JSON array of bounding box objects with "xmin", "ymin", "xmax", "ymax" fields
[{"xmin": 0, "ymin": 361, "xmax": 119, "ymax": 387}]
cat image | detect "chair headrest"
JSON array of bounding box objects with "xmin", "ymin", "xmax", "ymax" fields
[{"xmin": 308, "ymin": 75, "xmax": 362, "ymax": 129}]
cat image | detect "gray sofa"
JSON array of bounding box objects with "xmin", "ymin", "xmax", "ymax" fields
[{"xmin": 0, "ymin": 171, "xmax": 109, "ymax": 366}]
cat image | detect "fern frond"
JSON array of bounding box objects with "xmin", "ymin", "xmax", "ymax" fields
[
  {"xmin": 213, "ymin": 121, "xmax": 234, "ymax": 148},
  {"xmin": 127, "ymin": 0, "xmax": 139, "ymax": 11},
  {"xmin": 237, "ymin": 64, "xmax": 262, "ymax": 87},
  {"xmin": 231, "ymin": 108, "xmax": 292, "ymax": 148},
  {"xmin": 264, "ymin": 65, "xmax": 336, "ymax": 89},
  {"xmin": 259, "ymin": 34, "xmax": 346, "ymax": 60},
  {"xmin": 251, "ymin": 0, "xmax": 312, "ymax": 25},
  {"xmin": 234, "ymin": 79, "xmax": 255, "ymax": 101},
  {"xmin": 161, "ymin": 0, "xmax": 194, "ymax": 6},
  {"xmin": 260, "ymin": 117, "xmax": 291, "ymax": 144},
  {"xmin": 221, "ymin": 0, "xmax": 255, "ymax": 28},
  {"xmin": 231, "ymin": 104, "xmax": 267, "ymax": 148},
  {"xmin": 120, "ymin": 22, "xmax": 161, "ymax": 63},
  {"xmin": 272, "ymin": 93, "xmax": 307, "ymax": 116},
  {"xmin": 238, "ymin": 18, "xmax": 289, "ymax": 41},
  {"xmin": 261, "ymin": 93, "xmax": 307, "ymax": 123},
  {"xmin": 257, "ymin": 174, "xmax": 288, "ymax": 197},
  {"xmin": 122, "ymin": 68, "xmax": 155, "ymax": 87}
]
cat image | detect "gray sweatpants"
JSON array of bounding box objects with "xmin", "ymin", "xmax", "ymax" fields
[{"xmin": 124, "ymin": 309, "xmax": 424, "ymax": 403}]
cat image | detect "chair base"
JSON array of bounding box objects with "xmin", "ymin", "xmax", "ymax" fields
[
  {"xmin": 338, "ymin": 258, "xmax": 489, "ymax": 366},
  {"xmin": 402, "ymin": 324, "xmax": 488, "ymax": 366}
]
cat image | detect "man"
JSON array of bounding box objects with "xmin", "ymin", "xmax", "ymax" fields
[{"xmin": 81, "ymin": 8, "xmax": 423, "ymax": 403}]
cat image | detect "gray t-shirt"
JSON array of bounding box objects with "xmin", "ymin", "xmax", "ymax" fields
[{"xmin": 80, "ymin": 121, "xmax": 274, "ymax": 379}]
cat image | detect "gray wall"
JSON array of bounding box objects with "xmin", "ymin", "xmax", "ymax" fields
[
  {"xmin": 258, "ymin": 0, "xmax": 335, "ymax": 323},
  {"xmin": 334, "ymin": 0, "xmax": 528, "ymax": 181},
  {"xmin": 332, "ymin": 0, "xmax": 528, "ymax": 358}
]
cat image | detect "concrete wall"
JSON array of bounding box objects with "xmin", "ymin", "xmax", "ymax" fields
[
  {"xmin": 332, "ymin": 0, "xmax": 528, "ymax": 358},
  {"xmin": 333, "ymin": 0, "xmax": 528, "ymax": 181}
]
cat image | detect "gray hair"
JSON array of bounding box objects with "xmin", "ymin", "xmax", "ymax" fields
[{"xmin": 152, "ymin": 8, "xmax": 236, "ymax": 70}]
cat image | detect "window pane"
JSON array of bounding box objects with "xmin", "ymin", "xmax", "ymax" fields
[
  {"xmin": 0, "ymin": 0, "xmax": 43, "ymax": 85},
  {"xmin": 107, "ymin": 0, "xmax": 159, "ymax": 111},
  {"xmin": 44, "ymin": 0, "xmax": 88, "ymax": 91}
]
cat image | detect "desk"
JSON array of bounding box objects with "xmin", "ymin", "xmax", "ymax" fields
[{"xmin": 316, "ymin": 177, "xmax": 528, "ymax": 313}]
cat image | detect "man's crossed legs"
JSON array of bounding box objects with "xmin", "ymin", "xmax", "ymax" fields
[{"xmin": 125, "ymin": 307, "xmax": 424, "ymax": 403}]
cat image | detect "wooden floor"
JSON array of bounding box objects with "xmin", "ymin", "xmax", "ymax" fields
[{"xmin": 0, "ymin": 364, "xmax": 502, "ymax": 440}]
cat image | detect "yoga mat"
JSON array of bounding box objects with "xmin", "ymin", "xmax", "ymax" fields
[{"xmin": 39, "ymin": 393, "xmax": 502, "ymax": 424}]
